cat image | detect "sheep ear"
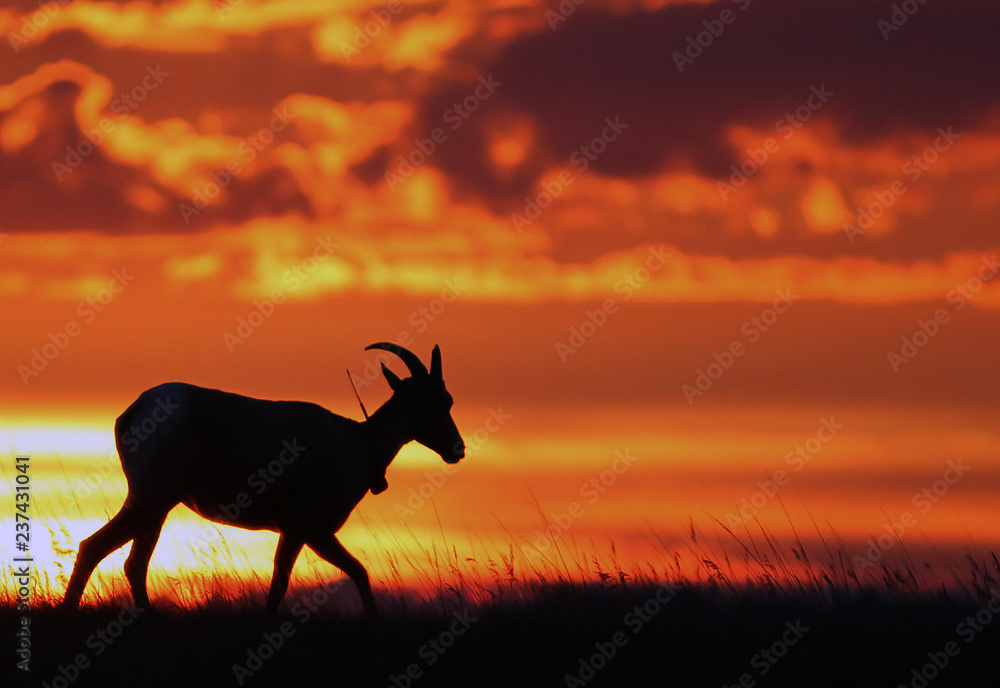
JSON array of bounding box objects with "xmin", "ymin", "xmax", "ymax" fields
[
  {"xmin": 430, "ymin": 345, "xmax": 442, "ymax": 379},
  {"xmin": 381, "ymin": 363, "xmax": 402, "ymax": 390}
]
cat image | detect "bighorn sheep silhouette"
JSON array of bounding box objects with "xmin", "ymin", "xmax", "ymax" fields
[{"xmin": 59, "ymin": 343, "xmax": 464, "ymax": 617}]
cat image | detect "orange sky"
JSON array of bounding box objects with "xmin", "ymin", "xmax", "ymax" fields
[{"xmin": 2, "ymin": 0, "xmax": 999, "ymax": 603}]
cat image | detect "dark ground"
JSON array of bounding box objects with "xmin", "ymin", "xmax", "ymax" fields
[{"xmin": 4, "ymin": 580, "xmax": 1000, "ymax": 688}]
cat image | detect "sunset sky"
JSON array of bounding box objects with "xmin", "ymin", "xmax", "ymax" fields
[{"xmin": 1, "ymin": 0, "xmax": 999, "ymax": 603}]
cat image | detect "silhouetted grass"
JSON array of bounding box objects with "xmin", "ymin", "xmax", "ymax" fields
[{"xmin": 5, "ymin": 515, "xmax": 1000, "ymax": 688}]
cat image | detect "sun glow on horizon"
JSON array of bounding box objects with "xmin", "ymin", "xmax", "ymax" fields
[{"xmin": 3, "ymin": 400, "xmax": 999, "ymax": 609}]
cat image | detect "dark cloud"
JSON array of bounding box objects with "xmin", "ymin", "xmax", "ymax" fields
[
  {"xmin": 3, "ymin": 1, "xmax": 999, "ymax": 257},
  {"xmin": 433, "ymin": 0, "xmax": 1000, "ymax": 182},
  {"xmin": 0, "ymin": 27, "xmax": 416, "ymax": 125},
  {"xmin": 349, "ymin": 145, "xmax": 395, "ymax": 186},
  {"xmin": 0, "ymin": 76, "xmax": 312, "ymax": 233},
  {"xmin": 418, "ymin": 0, "xmax": 1000, "ymax": 260}
]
